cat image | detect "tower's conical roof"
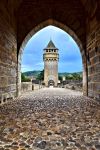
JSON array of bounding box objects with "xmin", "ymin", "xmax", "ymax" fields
[{"xmin": 45, "ymin": 40, "xmax": 58, "ymax": 49}]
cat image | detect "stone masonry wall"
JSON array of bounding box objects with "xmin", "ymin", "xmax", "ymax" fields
[
  {"xmin": 21, "ymin": 82, "xmax": 32, "ymax": 93},
  {"xmin": 87, "ymin": 18, "xmax": 100, "ymax": 100},
  {"xmin": 0, "ymin": 1, "xmax": 99, "ymax": 104},
  {"xmin": 0, "ymin": 2, "xmax": 17, "ymax": 104}
]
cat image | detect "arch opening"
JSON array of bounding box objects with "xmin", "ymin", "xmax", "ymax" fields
[
  {"xmin": 48, "ymin": 80, "xmax": 55, "ymax": 87},
  {"xmin": 17, "ymin": 19, "xmax": 87, "ymax": 96}
]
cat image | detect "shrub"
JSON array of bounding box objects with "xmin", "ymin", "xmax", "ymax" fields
[{"xmin": 21, "ymin": 73, "xmax": 31, "ymax": 82}]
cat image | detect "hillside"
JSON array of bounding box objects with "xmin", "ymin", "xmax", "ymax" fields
[
  {"xmin": 23, "ymin": 70, "xmax": 41, "ymax": 77},
  {"xmin": 22, "ymin": 70, "xmax": 82, "ymax": 78}
]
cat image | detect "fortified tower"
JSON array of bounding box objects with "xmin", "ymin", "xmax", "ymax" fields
[{"xmin": 43, "ymin": 40, "xmax": 59, "ymax": 87}]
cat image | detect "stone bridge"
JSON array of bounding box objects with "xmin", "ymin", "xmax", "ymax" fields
[
  {"xmin": 0, "ymin": 1, "xmax": 100, "ymax": 103},
  {"xmin": 0, "ymin": 88, "xmax": 100, "ymax": 149}
]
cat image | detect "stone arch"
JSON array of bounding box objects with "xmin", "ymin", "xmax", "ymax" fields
[
  {"xmin": 48, "ymin": 80, "xmax": 55, "ymax": 87},
  {"xmin": 17, "ymin": 19, "xmax": 87, "ymax": 96},
  {"xmin": 19, "ymin": 19, "xmax": 83, "ymax": 54}
]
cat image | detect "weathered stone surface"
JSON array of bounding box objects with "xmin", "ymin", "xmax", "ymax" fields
[
  {"xmin": 0, "ymin": 1, "xmax": 17, "ymax": 103},
  {"xmin": 0, "ymin": 0, "xmax": 100, "ymax": 102},
  {"xmin": 44, "ymin": 41, "xmax": 59, "ymax": 87},
  {"xmin": 0, "ymin": 88, "xmax": 100, "ymax": 150}
]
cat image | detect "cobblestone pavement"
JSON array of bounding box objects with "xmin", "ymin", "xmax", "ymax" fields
[{"xmin": 0, "ymin": 88, "xmax": 100, "ymax": 150}]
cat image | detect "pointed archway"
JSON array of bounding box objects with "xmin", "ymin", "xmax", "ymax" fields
[{"xmin": 17, "ymin": 19, "xmax": 88, "ymax": 96}]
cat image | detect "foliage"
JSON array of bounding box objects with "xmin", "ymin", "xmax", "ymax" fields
[
  {"xmin": 66, "ymin": 75, "xmax": 73, "ymax": 80},
  {"xmin": 36, "ymin": 70, "xmax": 44, "ymax": 81},
  {"xmin": 65, "ymin": 73, "xmax": 82, "ymax": 80},
  {"xmin": 21, "ymin": 73, "xmax": 31, "ymax": 82},
  {"xmin": 58, "ymin": 75, "xmax": 63, "ymax": 81},
  {"xmin": 72, "ymin": 73, "xmax": 82, "ymax": 80},
  {"xmin": 23, "ymin": 70, "xmax": 41, "ymax": 77},
  {"xmin": 22, "ymin": 70, "xmax": 82, "ymax": 81}
]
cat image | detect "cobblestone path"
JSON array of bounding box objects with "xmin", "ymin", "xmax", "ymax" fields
[{"xmin": 0, "ymin": 88, "xmax": 100, "ymax": 150}]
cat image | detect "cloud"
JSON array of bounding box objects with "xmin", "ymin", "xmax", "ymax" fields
[
  {"xmin": 35, "ymin": 62, "xmax": 44, "ymax": 67},
  {"xmin": 22, "ymin": 25, "xmax": 82, "ymax": 73},
  {"xmin": 21, "ymin": 64, "xmax": 34, "ymax": 72},
  {"xmin": 58, "ymin": 61, "xmax": 83, "ymax": 73},
  {"xmin": 21, "ymin": 62, "xmax": 44, "ymax": 72}
]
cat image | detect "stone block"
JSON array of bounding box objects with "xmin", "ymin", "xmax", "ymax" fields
[
  {"xmin": 8, "ymin": 77, "xmax": 16, "ymax": 85},
  {"xmin": 94, "ymin": 83, "xmax": 100, "ymax": 92},
  {"xmin": 88, "ymin": 90, "xmax": 94, "ymax": 98},
  {"xmin": 88, "ymin": 73, "xmax": 100, "ymax": 82},
  {"xmin": 91, "ymin": 55, "xmax": 100, "ymax": 65},
  {"xmin": 0, "ymin": 76, "xmax": 8, "ymax": 87},
  {"xmin": 94, "ymin": 63, "xmax": 100, "ymax": 73},
  {"xmin": 88, "ymin": 49, "xmax": 95, "ymax": 58}
]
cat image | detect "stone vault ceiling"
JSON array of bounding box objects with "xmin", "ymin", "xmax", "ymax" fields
[
  {"xmin": 17, "ymin": 0, "xmax": 86, "ymax": 49},
  {"xmin": 0, "ymin": 0, "xmax": 100, "ymax": 50}
]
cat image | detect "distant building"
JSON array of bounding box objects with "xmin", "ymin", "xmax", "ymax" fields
[
  {"xmin": 43, "ymin": 40, "xmax": 59, "ymax": 87},
  {"xmin": 28, "ymin": 76, "xmax": 36, "ymax": 81},
  {"xmin": 62, "ymin": 76, "xmax": 66, "ymax": 81}
]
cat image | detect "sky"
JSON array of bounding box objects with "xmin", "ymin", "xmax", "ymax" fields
[{"xmin": 21, "ymin": 25, "xmax": 82, "ymax": 73}]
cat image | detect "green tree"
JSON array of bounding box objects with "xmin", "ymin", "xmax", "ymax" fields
[
  {"xmin": 72, "ymin": 73, "xmax": 78, "ymax": 80},
  {"xmin": 21, "ymin": 73, "xmax": 25, "ymax": 82},
  {"xmin": 72, "ymin": 73, "xmax": 82, "ymax": 80},
  {"xmin": 36, "ymin": 70, "xmax": 44, "ymax": 80},
  {"xmin": 58, "ymin": 75, "xmax": 63, "ymax": 81},
  {"xmin": 66, "ymin": 75, "xmax": 73, "ymax": 80},
  {"xmin": 21, "ymin": 73, "xmax": 31, "ymax": 82},
  {"xmin": 65, "ymin": 73, "xmax": 82, "ymax": 80}
]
